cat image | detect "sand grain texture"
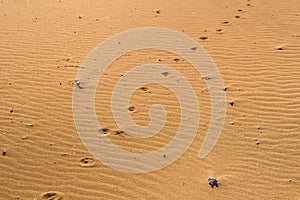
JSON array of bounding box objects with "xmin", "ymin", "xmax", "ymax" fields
[{"xmin": 0, "ymin": 0, "xmax": 299, "ymax": 199}]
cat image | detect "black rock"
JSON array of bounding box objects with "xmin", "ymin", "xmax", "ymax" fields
[{"xmin": 208, "ymin": 177, "xmax": 219, "ymax": 188}]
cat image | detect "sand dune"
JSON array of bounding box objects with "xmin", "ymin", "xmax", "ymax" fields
[{"xmin": 0, "ymin": 0, "xmax": 299, "ymax": 199}]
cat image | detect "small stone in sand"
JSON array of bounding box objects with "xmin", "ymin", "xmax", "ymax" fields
[
  {"xmin": 173, "ymin": 58, "xmax": 180, "ymax": 62},
  {"xmin": 140, "ymin": 87, "xmax": 148, "ymax": 91},
  {"xmin": 26, "ymin": 124, "xmax": 33, "ymax": 127},
  {"xmin": 128, "ymin": 106, "xmax": 135, "ymax": 112},
  {"xmin": 75, "ymin": 80, "xmax": 82, "ymax": 89},
  {"xmin": 98, "ymin": 128, "xmax": 109, "ymax": 134},
  {"xmin": 114, "ymin": 130, "xmax": 124, "ymax": 135},
  {"xmin": 199, "ymin": 36, "xmax": 208, "ymax": 40},
  {"xmin": 208, "ymin": 177, "xmax": 219, "ymax": 188},
  {"xmin": 162, "ymin": 72, "xmax": 169, "ymax": 76}
]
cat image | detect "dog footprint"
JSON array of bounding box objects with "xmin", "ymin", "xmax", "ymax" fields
[{"xmin": 79, "ymin": 157, "xmax": 96, "ymax": 167}]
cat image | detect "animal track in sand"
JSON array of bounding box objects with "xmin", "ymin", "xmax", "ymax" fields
[
  {"xmin": 79, "ymin": 157, "xmax": 96, "ymax": 167},
  {"xmin": 40, "ymin": 191, "xmax": 63, "ymax": 200}
]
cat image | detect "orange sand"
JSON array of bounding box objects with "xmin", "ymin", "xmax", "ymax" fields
[{"xmin": 0, "ymin": 0, "xmax": 299, "ymax": 199}]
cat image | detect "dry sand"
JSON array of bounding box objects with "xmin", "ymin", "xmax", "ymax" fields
[{"xmin": 0, "ymin": 0, "xmax": 299, "ymax": 199}]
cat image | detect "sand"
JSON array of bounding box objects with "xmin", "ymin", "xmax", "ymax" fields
[{"xmin": 0, "ymin": 0, "xmax": 299, "ymax": 199}]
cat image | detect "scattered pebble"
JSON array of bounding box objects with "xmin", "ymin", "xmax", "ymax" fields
[
  {"xmin": 98, "ymin": 128, "xmax": 109, "ymax": 134},
  {"xmin": 235, "ymin": 15, "xmax": 240, "ymax": 18},
  {"xmin": 75, "ymin": 80, "xmax": 82, "ymax": 89},
  {"xmin": 173, "ymin": 58, "xmax": 180, "ymax": 62},
  {"xmin": 277, "ymin": 47, "xmax": 283, "ymax": 50},
  {"xmin": 162, "ymin": 72, "xmax": 169, "ymax": 76},
  {"xmin": 191, "ymin": 47, "xmax": 197, "ymax": 51},
  {"xmin": 208, "ymin": 177, "xmax": 219, "ymax": 188},
  {"xmin": 140, "ymin": 87, "xmax": 148, "ymax": 91},
  {"xmin": 10, "ymin": 109, "xmax": 13, "ymax": 113},
  {"xmin": 155, "ymin": 9, "xmax": 161, "ymax": 14},
  {"xmin": 128, "ymin": 106, "xmax": 135, "ymax": 112},
  {"xmin": 21, "ymin": 136, "xmax": 28, "ymax": 140},
  {"xmin": 199, "ymin": 36, "xmax": 208, "ymax": 40},
  {"xmin": 2, "ymin": 151, "xmax": 6, "ymax": 156},
  {"xmin": 26, "ymin": 124, "xmax": 33, "ymax": 127},
  {"xmin": 229, "ymin": 102, "xmax": 234, "ymax": 106},
  {"xmin": 230, "ymin": 121, "xmax": 235, "ymax": 125},
  {"xmin": 114, "ymin": 130, "xmax": 124, "ymax": 135}
]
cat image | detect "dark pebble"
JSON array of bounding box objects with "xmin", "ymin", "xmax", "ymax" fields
[
  {"xmin": 199, "ymin": 37, "xmax": 208, "ymax": 40},
  {"xmin": 128, "ymin": 106, "xmax": 135, "ymax": 111},
  {"xmin": 98, "ymin": 128, "xmax": 109, "ymax": 134}
]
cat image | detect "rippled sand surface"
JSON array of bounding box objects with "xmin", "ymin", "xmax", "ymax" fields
[{"xmin": 0, "ymin": 0, "xmax": 299, "ymax": 199}]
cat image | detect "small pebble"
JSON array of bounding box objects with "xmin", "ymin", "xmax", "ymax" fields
[
  {"xmin": 140, "ymin": 87, "xmax": 148, "ymax": 91},
  {"xmin": 162, "ymin": 72, "xmax": 169, "ymax": 76},
  {"xmin": 114, "ymin": 130, "xmax": 124, "ymax": 135},
  {"xmin": 75, "ymin": 80, "xmax": 82, "ymax": 89},
  {"xmin": 26, "ymin": 124, "xmax": 33, "ymax": 127},
  {"xmin": 230, "ymin": 121, "xmax": 234, "ymax": 125},
  {"xmin": 128, "ymin": 106, "xmax": 135, "ymax": 112},
  {"xmin": 98, "ymin": 128, "xmax": 109, "ymax": 134},
  {"xmin": 208, "ymin": 177, "xmax": 219, "ymax": 188}
]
